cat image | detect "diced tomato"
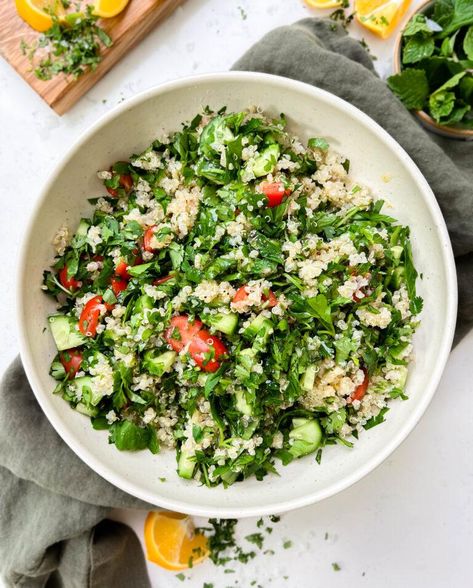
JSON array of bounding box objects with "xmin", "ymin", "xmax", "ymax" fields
[
  {"xmin": 115, "ymin": 260, "xmax": 130, "ymax": 280},
  {"xmin": 232, "ymin": 285, "xmax": 278, "ymax": 308},
  {"xmin": 78, "ymin": 295, "xmax": 108, "ymax": 337},
  {"xmin": 153, "ymin": 275, "xmax": 173, "ymax": 286},
  {"xmin": 119, "ymin": 174, "xmax": 133, "ymax": 192},
  {"xmin": 59, "ymin": 265, "xmax": 82, "ymax": 291},
  {"xmin": 111, "ymin": 277, "xmax": 128, "ymax": 297},
  {"xmin": 59, "ymin": 348, "xmax": 83, "ymax": 379},
  {"xmin": 165, "ymin": 315, "xmax": 203, "ymax": 353},
  {"xmin": 143, "ymin": 225, "xmax": 158, "ymax": 252},
  {"xmin": 259, "ymin": 181, "xmax": 291, "ymax": 208},
  {"xmin": 350, "ymin": 368, "xmax": 369, "ymax": 403},
  {"xmin": 188, "ymin": 330, "xmax": 228, "ymax": 372},
  {"xmin": 165, "ymin": 315, "xmax": 227, "ymax": 372},
  {"xmin": 105, "ymin": 173, "xmax": 133, "ymax": 196}
]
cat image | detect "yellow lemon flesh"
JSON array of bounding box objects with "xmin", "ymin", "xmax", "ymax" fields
[
  {"xmin": 15, "ymin": 0, "xmax": 65, "ymax": 32},
  {"xmin": 304, "ymin": 0, "xmax": 343, "ymax": 8},
  {"xmin": 355, "ymin": 0, "xmax": 411, "ymax": 39},
  {"xmin": 93, "ymin": 0, "xmax": 130, "ymax": 18}
]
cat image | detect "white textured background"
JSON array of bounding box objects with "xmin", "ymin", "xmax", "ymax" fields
[{"xmin": 1, "ymin": 1, "xmax": 472, "ymax": 587}]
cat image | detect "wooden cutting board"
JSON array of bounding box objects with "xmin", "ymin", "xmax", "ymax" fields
[{"xmin": 0, "ymin": 0, "xmax": 184, "ymax": 115}]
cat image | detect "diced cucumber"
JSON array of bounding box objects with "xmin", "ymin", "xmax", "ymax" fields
[
  {"xmin": 235, "ymin": 389, "xmax": 253, "ymax": 416},
  {"xmin": 48, "ymin": 315, "xmax": 86, "ymax": 351},
  {"xmin": 76, "ymin": 219, "xmax": 90, "ymax": 237},
  {"xmin": 234, "ymin": 348, "xmax": 258, "ymax": 380},
  {"xmin": 289, "ymin": 418, "xmax": 322, "ymax": 459},
  {"xmin": 243, "ymin": 314, "xmax": 273, "ymax": 340},
  {"xmin": 143, "ymin": 350, "xmax": 177, "ymax": 377},
  {"xmin": 202, "ymin": 312, "xmax": 238, "ymax": 335},
  {"xmin": 252, "ymin": 144, "xmax": 280, "ymax": 177},
  {"xmin": 133, "ymin": 294, "xmax": 154, "ymax": 315},
  {"xmin": 390, "ymin": 245, "xmax": 403, "ymax": 260},
  {"xmin": 397, "ymin": 366, "xmax": 408, "ymax": 390},
  {"xmin": 221, "ymin": 470, "xmax": 238, "ymax": 485},
  {"xmin": 70, "ymin": 375, "xmax": 107, "ymax": 407},
  {"xmin": 392, "ymin": 266, "xmax": 405, "ymax": 289},
  {"xmin": 75, "ymin": 402, "xmax": 98, "ymax": 417},
  {"xmin": 301, "ymin": 365, "xmax": 317, "ymax": 392},
  {"xmin": 177, "ymin": 448, "xmax": 196, "ymax": 480}
]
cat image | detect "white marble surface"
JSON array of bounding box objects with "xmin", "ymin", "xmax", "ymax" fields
[{"xmin": 1, "ymin": 0, "xmax": 472, "ymax": 587}]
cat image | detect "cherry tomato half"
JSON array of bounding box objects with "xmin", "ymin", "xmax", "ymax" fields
[
  {"xmin": 59, "ymin": 265, "xmax": 82, "ymax": 291},
  {"xmin": 259, "ymin": 181, "xmax": 291, "ymax": 208},
  {"xmin": 165, "ymin": 315, "xmax": 227, "ymax": 373},
  {"xmin": 111, "ymin": 277, "xmax": 128, "ymax": 297},
  {"xmin": 143, "ymin": 225, "xmax": 158, "ymax": 253},
  {"xmin": 106, "ymin": 173, "xmax": 133, "ymax": 197},
  {"xmin": 350, "ymin": 368, "xmax": 369, "ymax": 403},
  {"xmin": 59, "ymin": 348, "xmax": 83, "ymax": 379},
  {"xmin": 232, "ymin": 285, "xmax": 278, "ymax": 308},
  {"xmin": 78, "ymin": 295, "xmax": 108, "ymax": 337}
]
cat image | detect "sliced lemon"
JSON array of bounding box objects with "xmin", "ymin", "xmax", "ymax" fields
[
  {"xmin": 144, "ymin": 511, "xmax": 209, "ymax": 571},
  {"xmin": 93, "ymin": 0, "xmax": 130, "ymax": 18},
  {"xmin": 304, "ymin": 0, "xmax": 343, "ymax": 8},
  {"xmin": 15, "ymin": 0, "xmax": 65, "ymax": 32},
  {"xmin": 355, "ymin": 0, "xmax": 411, "ymax": 39}
]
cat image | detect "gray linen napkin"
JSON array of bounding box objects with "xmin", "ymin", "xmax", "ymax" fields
[{"xmin": 2, "ymin": 16, "xmax": 472, "ymax": 588}]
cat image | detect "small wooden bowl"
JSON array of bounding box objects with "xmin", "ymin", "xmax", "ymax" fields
[{"xmin": 393, "ymin": 0, "xmax": 473, "ymax": 141}]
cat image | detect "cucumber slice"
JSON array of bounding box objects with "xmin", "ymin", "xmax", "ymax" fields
[
  {"xmin": 390, "ymin": 245, "xmax": 403, "ymax": 260},
  {"xmin": 75, "ymin": 402, "xmax": 98, "ymax": 417},
  {"xmin": 252, "ymin": 144, "xmax": 280, "ymax": 177},
  {"xmin": 143, "ymin": 350, "xmax": 177, "ymax": 377},
  {"xmin": 243, "ymin": 314, "xmax": 273, "ymax": 340},
  {"xmin": 392, "ymin": 266, "xmax": 405, "ymax": 289},
  {"xmin": 289, "ymin": 418, "xmax": 322, "ymax": 458},
  {"xmin": 48, "ymin": 315, "xmax": 86, "ymax": 351},
  {"xmin": 133, "ymin": 294, "xmax": 154, "ymax": 315},
  {"xmin": 301, "ymin": 365, "xmax": 317, "ymax": 392},
  {"xmin": 76, "ymin": 219, "xmax": 90, "ymax": 237},
  {"xmin": 202, "ymin": 312, "xmax": 238, "ymax": 335},
  {"xmin": 235, "ymin": 389, "xmax": 253, "ymax": 416},
  {"xmin": 221, "ymin": 470, "xmax": 238, "ymax": 485},
  {"xmin": 70, "ymin": 375, "xmax": 107, "ymax": 407},
  {"xmin": 177, "ymin": 448, "xmax": 196, "ymax": 480}
]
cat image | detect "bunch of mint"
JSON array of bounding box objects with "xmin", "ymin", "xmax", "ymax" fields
[{"xmin": 387, "ymin": 0, "xmax": 473, "ymax": 128}]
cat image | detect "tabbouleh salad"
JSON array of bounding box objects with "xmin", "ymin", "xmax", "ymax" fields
[{"xmin": 44, "ymin": 107, "xmax": 422, "ymax": 487}]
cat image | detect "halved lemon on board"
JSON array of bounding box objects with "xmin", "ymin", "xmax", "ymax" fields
[
  {"xmin": 304, "ymin": 0, "xmax": 343, "ymax": 8},
  {"xmin": 15, "ymin": 0, "xmax": 65, "ymax": 32},
  {"xmin": 144, "ymin": 511, "xmax": 210, "ymax": 571},
  {"xmin": 355, "ymin": 0, "xmax": 411, "ymax": 39},
  {"xmin": 93, "ymin": 0, "xmax": 130, "ymax": 18}
]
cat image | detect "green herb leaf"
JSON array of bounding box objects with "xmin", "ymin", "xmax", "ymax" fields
[
  {"xmin": 402, "ymin": 36, "xmax": 435, "ymax": 64},
  {"xmin": 109, "ymin": 420, "xmax": 150, "ymax": 451},
  {"xmin": 308, "ymin": 137, "xmax": 329, "ymax": 151},
  {"xmin": 387, "ymin": 69, "xmax": 430, "ymax": 110},
  {"xmin": 463, "ymin": 25, "xmax": 473, "ymax": 59}
]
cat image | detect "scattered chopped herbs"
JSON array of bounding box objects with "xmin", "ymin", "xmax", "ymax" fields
[
  {"xmin": 21, "ymin": 5, "xmax": 112, "ymax": 81},
  {"xmin": 388, "ymin": 0, "xmax": 473, "ymax": 127},
  {"xmin": 332, "ymin": 562, "xmax": 341, "ymax": 571},
  {"xmin": 175, "ymin": 573, "xmax": 186, "ymax": 581},
  {"xmin": 283, "ymin": 540, "xmax": 293, "ymax": 549},
  {"xmin": 245, "ymin": 533, "xmax": 265, "ymax": 549},
  {"xmin": 237, "ymin": 6, "xmax": 247, "ymax": 20}
]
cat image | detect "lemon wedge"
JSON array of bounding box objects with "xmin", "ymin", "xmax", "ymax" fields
[
  {"xmin": 304, "ymin": 0, "xmax": 343, "ymax": 8},
  {"xmin": 15, "ymin": 0, "xmax": 64, "ymax": 32},
  {"xmin": 144, "ymin": 511, "xmax": 209, "ymax": 571},
  {"xmin": 93, "ymin": 0, "xmax": 130, "ymax": 18},
  {"xmin": 355, "ymin": 0, "xmax": 411, "ymax": 39}
]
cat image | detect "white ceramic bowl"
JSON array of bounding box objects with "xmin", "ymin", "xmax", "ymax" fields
[{"xmin": 17, "ymin": 72, "xmax": 457, "ymax": 518}]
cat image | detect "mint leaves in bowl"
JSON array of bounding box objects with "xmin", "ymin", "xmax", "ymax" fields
[{"xmin": 388, "ymin": 0, "xmax": 473, "ymax": 139}]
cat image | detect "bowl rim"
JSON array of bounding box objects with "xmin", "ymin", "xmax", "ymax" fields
[
  {"xmin": 392, "ymin": 0, "xmax": 473, "ymax": 139},
  {"xmin": 16, "ymin": 71, "xmax": 458, "ymax": 518}
]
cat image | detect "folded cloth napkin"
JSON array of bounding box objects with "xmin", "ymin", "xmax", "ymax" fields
[{"xmin": 2, "ymin": 17, "xmax": 472, "ymax": 588}]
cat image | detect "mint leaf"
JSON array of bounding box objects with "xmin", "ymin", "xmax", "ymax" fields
[
  {"xmin": 387, "ymin": 69, "xmax": 429, "ymax": 110},
  {"xmin": 464, "ymin": 25, "xmax": 473, "ymax": 60},
  {"xmin": 429, "ymin": 90, "xmax": 456, "ymax": 121},
  {"xmin": 403, "ymin": 13, "xmax": 433, "ymax": 36},
  {"xmin": 402, "ymin": 36, "xmax": 435, "ymax": 64},
  {"xmin": 441, "ymin": 103, "xmax": 471, "ymax": 125},
  {"xmin": 437, "ymin": 0, "xmax": 473, "ymax": 37},
  {"xmin": 459, "ymin": 75, "xmax": 473, "ymax": 102}
]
